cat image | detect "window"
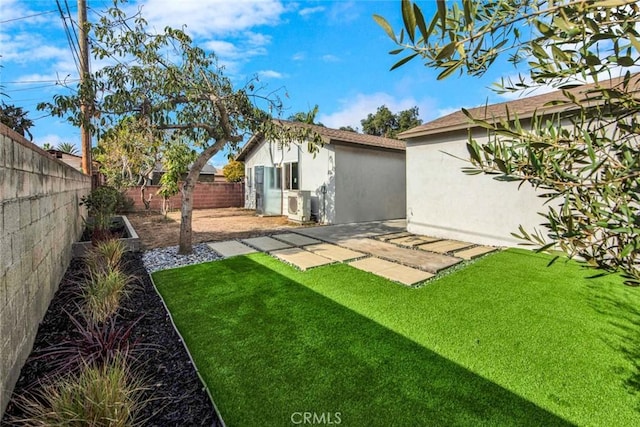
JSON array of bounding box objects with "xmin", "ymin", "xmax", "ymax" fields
[
  {"xmin": 269, "ymin": 167, "xmax": 282, "ymax": 190},
  {"xmin": 284, "ymin": 162, "xmax": 299, "ymax": 190}
]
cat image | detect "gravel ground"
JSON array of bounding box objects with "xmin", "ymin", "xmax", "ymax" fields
[{"xmin": 142, "ymin": 243, "xmax": 223, "ymax": 273}]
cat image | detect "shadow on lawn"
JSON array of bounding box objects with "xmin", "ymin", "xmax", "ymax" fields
[
  {"xmin": 588, "ymin": 282, "xmax": 640, "ymax": 410},
  {"xmin": 154, "ymin": 256, "xmax": 574, "ymax": 427}
]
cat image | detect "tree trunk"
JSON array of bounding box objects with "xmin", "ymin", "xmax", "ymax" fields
[
  {"xmin": 177, "ymin": 141, "xmax": 227, "ymax": 254},
  {"xmin": 178, "ymin": 178, "xmax": 195, "ymax": 254},
  {"xmin": 141, "ymin": 183, "xmax": 152, "ymax": 210}
]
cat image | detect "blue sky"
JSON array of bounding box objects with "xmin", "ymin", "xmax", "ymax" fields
[{"xmin": 2, "ymin": 0, "xmax": 523, "ymax": 168}]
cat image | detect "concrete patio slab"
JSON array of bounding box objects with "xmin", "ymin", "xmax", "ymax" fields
[
  {"xmin": 453, "ymin": 245, "xmax": 498, "ymax": 260},
  {"xmin": 207, "ymin": 240, "xmax": 257, "ymax": 258},
  {"xmin": 271, "ymin": 248, "xmax": 334, "ymax": 270},
  {"xmin": 294, "ymin": 219, "xmax": 406, "ymax": 244},
  {"xmin": 389, "ymin": 235, "xmax": 440, "ymax": 247},
  {"xmin": 349, "ymin": 257, "xmax": 433, "ymax": 286},
  {"xmin": 241, "ymin": 236, "xmax": 292, "ymax": 252},
  {"xmin": 418, "ymin": 240, "xmax": 475, "ymax": 254},
  {"xmin": 305, "ymin": 243, "xmax": 365, "ymax": 262},
  {"xmin": 339, "ymin": 238, "xmax": 461, "ymax": 273},
  {"xmin": 272, "ymin": 233, "xmax": 322, "ymax": 247}
]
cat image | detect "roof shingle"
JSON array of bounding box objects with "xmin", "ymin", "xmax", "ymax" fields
[
  {"xmin": 236, "ymin": 120, "xmax": 404, "ymax": 161},
  {"xmin": 399, "ymin": 74, "xmax": 640, "ymax": 139}
]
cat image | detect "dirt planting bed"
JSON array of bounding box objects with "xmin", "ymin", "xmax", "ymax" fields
[{"xmin": 128, "ymin": 207, "xmax": 306, "ymax": 250}]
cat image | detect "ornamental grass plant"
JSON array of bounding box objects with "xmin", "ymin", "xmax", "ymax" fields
[{"xmin": 11, "ymin": 356, "xmax": 147, "ymax": 427}]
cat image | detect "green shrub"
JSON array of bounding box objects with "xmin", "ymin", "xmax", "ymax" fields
[
  {"xmin": 81, "ymin": 186, "xmax": 120, "ymax": 240},
  {"xmin": 12, "ymin": 357, "xmax": 146, "ymax": 426}
]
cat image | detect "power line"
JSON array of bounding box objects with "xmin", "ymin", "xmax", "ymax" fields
[
  {"xmin": 2, "ymin": 79, "xmax": 80, "ymax": 84},
  {"xmin": 56, "ymin": 0, "xmax": 81, "ymax": 75},
  {"xmin": 0, "ymin": 10, "xmax": 57, "ymax": 24}
]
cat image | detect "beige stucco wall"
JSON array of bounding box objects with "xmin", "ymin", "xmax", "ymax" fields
[
  {"xmin": 0, "ymin": 125, "xmax": 91, "ymax": 417},
  {"xmin": 405, "ymin": 129, "xmax": 550, "ymax": 247},
  {"xmin": 334, "ymin": 144, "xmax": 406, "ymax": 224}
]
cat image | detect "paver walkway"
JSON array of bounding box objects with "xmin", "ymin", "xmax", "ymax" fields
[
  {"xmin": 338, "ymin": 238, "xmax": 461, "ymax": 274},
  {"xmin": 349, "ymin": 257, "xmax": 433, "ymax": 286},
  {"xmin": 206, "ymin": 220, "xmax": 497, "ymax": 287},
  {"xmin": 272, "ymin": 233, "xmax": 322, "ymax": 246},
  {"xmin": 304, "ymin": 243, "xmax": 364, "ymax": 262},
  {"xmin": 241, "ymin": 236, "xmax": 292, "ymax": 252},
  {"xmin": 207, "ymin": 241, "xmax": 257, "ymax": 257},
  {"xmin": 271, "ymin": 248, "xmax": 334, "ymax": 271}
]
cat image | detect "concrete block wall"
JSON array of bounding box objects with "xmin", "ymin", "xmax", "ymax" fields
[
  {"xmin": 124, "ymin": 182, "xmax": 244, "ymax": 211},
  {"xmin": 0, "ymin": 124, "xmax": 91, "ymax": 417}
]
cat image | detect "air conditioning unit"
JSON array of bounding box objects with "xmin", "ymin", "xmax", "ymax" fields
[{"xmin": 288, "ymin": 190, "xmax": 311, "ymax": 222}]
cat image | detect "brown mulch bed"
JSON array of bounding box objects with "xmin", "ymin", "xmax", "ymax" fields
[{"xmin": 127, "ymin": 207, "xmax": 308, "ymax": 250}]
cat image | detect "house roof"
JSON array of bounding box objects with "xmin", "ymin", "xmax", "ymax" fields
[
  {"xmin": 236, "ymin": 120, "xmax": 405, "ymax": 161},
  {"xmin": 399, "ymin": 74, "xmax": 640, "ymax": 139}
]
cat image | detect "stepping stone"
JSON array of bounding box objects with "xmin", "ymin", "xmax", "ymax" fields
[
  {"xmin": 418, "ymin": 240, "xmax": 474, "ymax": 254},
  {"xmin": 241, "ymin": 236, "xmax": 292, "ymax": 252},
  {"xmin": 305, "ymin": 243, "xmax": 364, "ymax": 262},
  {"xmin": 375, "ymin": 231, "xmax": 413, "ymax": 242},
  {"xmin": 272, "ymin": 233, "xmax": 322, "ymax": 247},
  {"xmin": 453, "ymin": 246, "xmax": 498, "ymax": 260},
  {"xmin": 207, "ymin": 241, "xmax": 257, "ymax": 258},
  {"xmin": 339, "ymin": 238, "xmax": 461, "ymax": 273},
  {"xmin": 271, "ymin": 248, "xmax": 334, "ymax": 271},
  {"xmin": 389, "ymin": 235, "xmax": 440, "ymax": 247},
  {"xmin": 349, "ymin": 257, "xmax": 433, "ymax": 286}
]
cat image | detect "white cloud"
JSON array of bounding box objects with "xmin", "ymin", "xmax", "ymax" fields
[
  {"xmin": 0, "ymin": 32, "xmax": 69, "ymax": 64},
  {"xmin": 321, "ymin": 54, "xmax": 340, "ymax": 63},
  {"xmin": 257, "ymin": 70, "xmax": 286, "ymax": 79},
  {"xmin": 318, "ymin": 92, "xmax": 435, "ymax": 130},
  {"xmin": 436, "ymin": 107, "xmax": 463, "ymax": 118},
  {"xmin": 327, "ymin": 1, "xmax": 359, "ymax": 23},
  {"xmin": 135, "ymin": 0, "xmax": 286, "ymax": 38},
  {"xmin": 292, "ymin": 52, "xmax": 305, "ymax": 61},
  {"xmin": 299, "ymin": 6, "xmax": 325, "ymax": 17}
]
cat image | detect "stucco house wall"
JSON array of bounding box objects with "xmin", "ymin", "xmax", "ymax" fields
[
  {"xmin": 334, "ymin": 143, "xmax": 406, "ymax": 224},
  {"xmin": 404, "ymin": 128, "xmax": 549, "ymax": 247},
  {"xmin": 239, "ymin": 122, "xmax": 405, "ymax": 224},
  {"xmin": 400, "ymin": 76, "xmax": 635, "ymax": 247}
]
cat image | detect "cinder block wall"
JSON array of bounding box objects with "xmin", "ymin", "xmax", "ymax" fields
[
  {"xmin": 0, "ymin": 124, "xmax": 91, "ymax": 417},
  {"xmin": 124, "ymin": 182, "xmax": 244, "ymax": 211}
]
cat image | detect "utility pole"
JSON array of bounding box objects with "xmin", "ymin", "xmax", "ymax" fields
[{"xmin": 78, "ymin": 0, "xmax": 92, "ymax": 179}]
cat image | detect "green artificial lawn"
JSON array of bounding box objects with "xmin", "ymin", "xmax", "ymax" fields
[{"xmin": 153, "ymin": 249, "xmax": 640, "ymax": 426}]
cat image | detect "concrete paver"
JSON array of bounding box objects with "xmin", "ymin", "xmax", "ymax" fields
[
  {"xmin": 339, "ymin": 238, "xmax": 461, "ymax": 273},
  {"xmin": 305, "ymin": 243, "xmax": 365, "ymax": 262},
  {"xmin": 453, "ymin": 246, "xmax": 498, "ymax": 260},
  {"xmin": 207, "ymin": 241, "xmax": 257, "ymax": 257},
  {"xmin": 272, "ymin": 233, "xmax": 322, "ymax": 246},
  {"xmin": 389, "ymin": 235, "xmax": 440, "ymax": 247},
  {"xmin": 271, "ymin": 248, "xmax": 334, "ymax": 270},
  {"xmin": 349, "ymin": 257, "xmax": 433, "ymax": 286},
  {"xmin": 418, "ymin": 240, "xmax": 474, "ymax": 254},
  {"xmin": 241, "ymin": 236, "xmax": 292, "ymax": 252},
  {"xmin": 375, "ymin": 231, "xmax": 413, "ymax": 242}
]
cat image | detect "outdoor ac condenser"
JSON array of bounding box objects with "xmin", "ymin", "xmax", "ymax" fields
[{"xmin": 287, "ymin": 190, "xmax": 311, "ymax": 222}]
